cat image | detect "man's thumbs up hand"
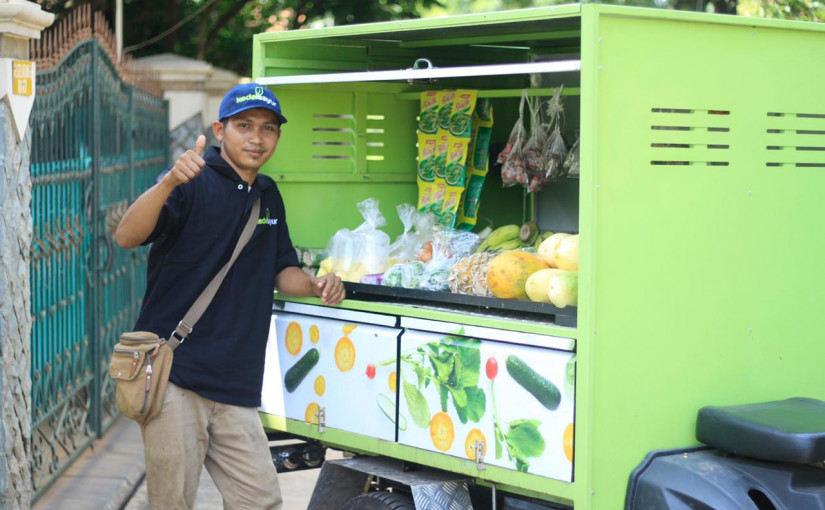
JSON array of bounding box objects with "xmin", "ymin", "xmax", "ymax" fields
[
  {"xmin": 193, "ymin": 134, "xmax": 206, "ymax": 156},
  {"xmin": 167, "ymin": 135, "xmax": 207, "ymax": 186}
]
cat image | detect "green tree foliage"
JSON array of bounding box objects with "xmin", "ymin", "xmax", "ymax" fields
[
  {"xmin": 34, "ymin": 0, "xmax": 821, "ymax": 76},
  {"xmin": 35, "ymin": 0, "xmax": 443, "ymax": 76}
]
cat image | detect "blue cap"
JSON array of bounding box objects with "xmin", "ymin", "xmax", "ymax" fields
[{"xmin": 218, "ymin": 83, "xmax": 288, "ymax": 124}]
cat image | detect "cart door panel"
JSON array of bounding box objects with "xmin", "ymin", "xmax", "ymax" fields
[
  {"xmin": 397, "ymin": 327, "xmax": 575, "ymax": 482},
  {"xmin": 262, "ymin": 309, "xmax": 401, "ymax": 441}
]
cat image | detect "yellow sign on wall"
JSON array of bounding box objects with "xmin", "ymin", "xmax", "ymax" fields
[{"xmin": 12, "ymin": 60, "xmax": 33, "ymax": 96}]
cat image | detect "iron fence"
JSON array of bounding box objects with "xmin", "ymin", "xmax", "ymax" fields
[{"xmin": 28, "ymin": 6, "xmax": 168, "ymax": 498}]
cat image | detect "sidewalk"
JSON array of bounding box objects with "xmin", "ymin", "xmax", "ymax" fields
[
  {"xmin": 33, "ymin": 416, "xmax": 145, "ymax": 510},
  {"xmin": 33, "ymin": 415, "xmax": 325, "ymax": 510}
]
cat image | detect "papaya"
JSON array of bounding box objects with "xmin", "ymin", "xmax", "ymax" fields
[{"xmin": 486, "ymin": 251, "xmax": 549, "ymax": 300}]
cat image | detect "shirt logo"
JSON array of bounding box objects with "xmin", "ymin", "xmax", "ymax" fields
[{"xmin": 258, "ymin": 208, "xmax": 278, "ymax": 226}]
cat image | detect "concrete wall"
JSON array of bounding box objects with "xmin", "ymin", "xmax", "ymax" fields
[
  {"xmin": 0, "ymin": 100, "xmax": 33, "ymax": 510},
  {"xmin": 0, "ymin": 2, "xmax": 54, "ymax": 507}
]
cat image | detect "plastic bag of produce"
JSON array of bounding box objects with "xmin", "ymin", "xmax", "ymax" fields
[
  {"xmin": 564, "ymin": 135, "xmax": 580, "ymax": 176},
  {"xmin": 324, "ymin": 228, "xmax": 361, "ymax": 281},
  {"xmin": 496, "ymin": 89, "xmax": 527, "ymax": 167},
  {"xmin": 419, "ymin": 229, "xmax": 480, "ymax": 291},
  {"xmin": 324, "ymin": 198, "xmax": 390, "ymax": 282},
  {"xmin": 383, "ymin": 261, "xmax": 425, "ymax": 288},
  {"xmin": 352, "ymin": 198, "xmax": 390, "ymax": 274},
  {"xmin": 543, "ymin": 126, "xmax": 568, "ymax": 180},
  {"xmin": 540, "ymin": 86, "xmax": 569, "ymax": 181},
  {"xmin": 388, "ymin": 203, "xmax": 422, "ymax": 264},
  {"xmin": 523, "ymin": 96, "xmax": 549, "ymax": 193},
  {"xmin": 414, "ymin": 210, "xmax": 436, "ymax": 248}
]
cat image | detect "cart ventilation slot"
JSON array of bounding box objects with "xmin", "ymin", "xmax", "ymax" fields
[
  {"xmin": 310, "ymin": 113, "xmax": 356, "ymax": 161},
  {"xmin": 765, "ymin": 111, "xmax": 825, "ymax": 168},
  {"xmin": 366, "ymin": 114, "xmax": 387, "ymax": 161},
  {"xmin": 649, "ymin": 108, "xmax": 731, "ymax": 166}
]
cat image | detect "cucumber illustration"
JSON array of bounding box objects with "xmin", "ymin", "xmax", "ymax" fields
[
  {"xmin": 377, "ymin": 393, "xmax": 407, "ymax": 431},
  {"xmin": 505, "ymin": 355, "xmax": 561, "ymax": 410},
  {"xmin": 284, "ymin": 348, "xmax": 319, "ymax": 393}
]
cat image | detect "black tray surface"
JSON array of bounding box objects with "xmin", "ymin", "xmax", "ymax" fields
[{"xmin": 343, "ymin": 282, "xmax": 577, "ymax": 327}]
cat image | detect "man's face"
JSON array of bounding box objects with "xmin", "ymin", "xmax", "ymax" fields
[{"xmin": 214, "ymin": 108, "xmax": 281, "ymax": 174}]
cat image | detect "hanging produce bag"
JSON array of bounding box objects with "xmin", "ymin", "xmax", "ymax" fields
[{"xmin": 500, "ymin": 90, "xmax": 529, "ymax": 187}]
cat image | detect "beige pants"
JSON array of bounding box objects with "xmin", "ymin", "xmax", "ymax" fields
[{"xmin": 140, "ymin": 382, "xmax": 283, "ymax": 510}]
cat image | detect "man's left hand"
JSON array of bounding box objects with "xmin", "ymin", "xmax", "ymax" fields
[{"xmin": 311, "ymin": 273, "xmax": 346, "ymax": 305}]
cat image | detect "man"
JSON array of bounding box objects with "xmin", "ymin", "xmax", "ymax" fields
[{"xmin": 115, "ymin": 83, "xmax": 345, "ymax": 509}]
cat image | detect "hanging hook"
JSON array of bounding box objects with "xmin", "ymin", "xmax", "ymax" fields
[{"xmin": 408, "ymin": 58, "xmax": 437, "ymax": 84}]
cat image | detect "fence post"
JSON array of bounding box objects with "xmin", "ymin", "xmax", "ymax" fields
[{"xmin": 0, "ymin": 2, "xmax": 53, "ymax": 509}]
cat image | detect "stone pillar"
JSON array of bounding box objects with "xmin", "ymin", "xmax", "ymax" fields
[{"xmin": 0, "ymin": 2, "xmax": 53, "ymax": 509}]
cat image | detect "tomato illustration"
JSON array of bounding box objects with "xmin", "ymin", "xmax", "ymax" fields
[{"xmin": 486, "ymin": 357, "xmax": 498, "ymax": 380}]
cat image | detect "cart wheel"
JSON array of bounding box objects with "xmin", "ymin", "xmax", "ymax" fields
[{"xmin": 340, "ymin": 491, "xmax": 415, "ymax": 510}]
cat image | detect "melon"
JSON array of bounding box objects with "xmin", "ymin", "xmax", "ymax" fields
[
  {"xmin": 548, "ymin": 270, "xmax": 578, "ymax": 308},
  {"xmin": 554, "ymin": 235, "xmax": 579, "ymax": 271},
  {"xmin": 524, "ymin": 268, "xmax": 565, "ymax": 303},
  {"xmin": 538, "ymin": 233, "xmax": 571, "ymax": 267},
  {"xmin": 486, "ymin": 251, "xmax": 549, "ymax": 300}
]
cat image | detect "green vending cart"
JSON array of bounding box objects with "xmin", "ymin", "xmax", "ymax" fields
[{"xmin": 252, "ymin": 4, "xmax": 825, "ymax": 509}]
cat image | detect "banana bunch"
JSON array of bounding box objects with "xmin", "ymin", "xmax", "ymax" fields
[
  {"xmin": 475, "ymin": 224, "xmax": 520, "ymax": 252},
  {"xmin": 476, "ymin": 222, "xmax": 556, "ymax": 253}
]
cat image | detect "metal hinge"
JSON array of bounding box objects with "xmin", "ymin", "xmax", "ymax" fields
[
  {"xmin": 317, "ymin": 407, "xmax": 326, "ymax": 434},
  {"xmin": 474, "ymin": 440, "xmax": 486, "ymax": 470}
]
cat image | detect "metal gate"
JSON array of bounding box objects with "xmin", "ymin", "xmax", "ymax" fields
[{"xmin": 28, "ymin": 7, "xmax": 168, "ymax": 497}]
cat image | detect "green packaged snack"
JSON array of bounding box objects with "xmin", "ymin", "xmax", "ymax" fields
[
  {"xmin": 449, "ymin": 89, "xmax": 478, "ymax": 138},
  {"xmin": 456, "ymin": 98, "xmax": 494, "ymax": 231},
  {"xmin": 418, "ymin": 91, "xmax": 439, "ymax": 134}
]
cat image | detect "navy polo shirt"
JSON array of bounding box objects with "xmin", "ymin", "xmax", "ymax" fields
[{"xmin": 134, "ymin": 146, "xmax": 299, "ymax": 407}]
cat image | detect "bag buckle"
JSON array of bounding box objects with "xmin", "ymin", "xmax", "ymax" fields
[{"xmin": 170, "ymin": 320, "xmax": 193, "ymax": 344}]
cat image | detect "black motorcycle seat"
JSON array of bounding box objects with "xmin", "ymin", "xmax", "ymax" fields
[{"xmin": 696, "ymin": 397, "xmax": 825, "ymax": 464}]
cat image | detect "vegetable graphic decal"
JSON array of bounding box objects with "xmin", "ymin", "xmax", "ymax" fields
[
  {"xmin": 430, "ymin": 411, "xmax": 455, "ymax": 452},
  {"xmin": 399, "ymin": 335, "xmax": 486, "ymax": 426},
  {"xmin": 506, "ymin": 355, "xmax": 561, "ymax": 411},
  {"xmin": 309, "ymin": 325, "xmax": 320, "ymax": 344},
  {"xmin": 314, "ymin": 375, "xmax": 326, "ymax": 396},
  {"xmin": 284, "ymin": 348, "xmax": 319, "ymax": 393},
  {"xmin": 285, "ymin": 321, "xmax": 303, "ymax": 355},
  {"xmin": 490, "ymin": 355, "xmax": 547, "ymax": 473},
  {"xmin": 388, "ymin": 371, "xmax": 397, "ymax": 393},
  {"xmin": 403, "ymin": 379, "xmax": 431, "ymax": 429},
  {"xmin": 465, "ymin": 428, "xmax": 487, "ymax": 461},
  {"xmin": 335, "ymin": 336, "xmax": 356, "ymax": 371},
  {"xmin": 486, "ymin": 357, "xmax": 498, "ymax": 380},
  {"xmin": 305, "ymin": 402, "xmax": 320, "ymax": 424},
  {"xmin": 563, "ymin": 423, "xmax": 574, "ymax": 462},
  {"xmin": 377, "ymin": 393, "xmax": 407, "ymax": 431}
]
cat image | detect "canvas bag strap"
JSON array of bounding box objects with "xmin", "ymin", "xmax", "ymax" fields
[{"xmin": 167, "ymin": 197, "xmax": 260, "ymax": 351}]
